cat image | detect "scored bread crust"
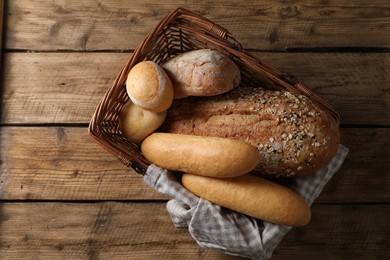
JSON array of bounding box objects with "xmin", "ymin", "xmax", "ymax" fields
[
  {"xmin": 162, "ymin": 49, "xmax": 241, "ymax": 99},
  {"xmin": 126, "ymin": 61, "xmax": 173, "ymax": 112},
  {"xmin": 160, "ymin": 87, "xmax": 340, "ymax": 177}
]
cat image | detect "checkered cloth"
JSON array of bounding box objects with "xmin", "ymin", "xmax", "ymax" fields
[{"xmin": 144, "ymin": 145, "xmax": 349, "ymax": 259}]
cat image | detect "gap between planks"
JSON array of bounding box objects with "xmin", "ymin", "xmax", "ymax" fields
[{"xmin": 0, "ymin": 127, "xmax": 388, "ymax": 202}]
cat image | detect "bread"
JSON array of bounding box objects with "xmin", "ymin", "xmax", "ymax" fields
[
  {"xmin": 160, "ymin": 87, "xmax": 340, "ymax": 177},
  {"xmin": 162, "ymin": 49, "xmax": 241, "ymax": 99},
  {"xmin": 119, "ymin": 100, "xmax": 167, "ymax": 144},
  {"xmin": 182, "ymin": 173, "xmax": 311, "ymax": 227},
  {"xmin": 141, "ymin": 133, "xmax": 261, "ymax": 178},
  {"xmin": 126, "ymin": 60, "xmax": 173, "ymax": 112}
]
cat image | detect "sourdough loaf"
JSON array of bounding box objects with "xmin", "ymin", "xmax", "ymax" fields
[
  {"xmin": 160, "ymin": 87, "xmax": 340, "ymax": 177},
  {"xmin": 162, "ymin": 49, "xmax": 241, "ymax": 99}
]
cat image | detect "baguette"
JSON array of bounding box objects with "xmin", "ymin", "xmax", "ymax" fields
[
  {"xmin": 141, "ymin": 133, "xmax": 261, "ymax": 178},
  {"xmin": 182, "ymin": 173, "xmax": 311, "ymax": 227}
]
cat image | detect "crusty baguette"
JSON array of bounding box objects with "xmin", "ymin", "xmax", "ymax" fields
[
  {"xmin": 162, "ymin": 49, "xmax": 241, "ymax": 99},
  {"xmin": 141, "ymin": 133, "xmax": 261, "ymax": 178},
  {"xmin": 160, "ymin": 87, "xmax": 340, "ymax": 177},
  {"xmin": 126, "ymin": 60, "xmax": 173, "ymax": 112},
  {"xmin": 182, "ymin": 173, "xmax": 311, "ymax": 227}
]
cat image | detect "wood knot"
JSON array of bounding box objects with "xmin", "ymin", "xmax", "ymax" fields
[
  {"xmin": 266, "ymin": 27, "xmax": 279, "ymax": 44},
  {"xmin": 57, "ymin": 127, "xmax": 66, "ymax": 142},
  {"xmin": 278, "ymin": 5, "xmax": 301, "ymax": 19}
]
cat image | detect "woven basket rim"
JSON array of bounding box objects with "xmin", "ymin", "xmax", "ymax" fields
[{"xmin": 88, "ymin": 7, "xmax": 340, "ymax": 175}]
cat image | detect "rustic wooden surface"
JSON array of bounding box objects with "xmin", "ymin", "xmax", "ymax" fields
[
  {"xmin": 0, "ymin": 0, "xmax": 3, "ymax": 59},
  {"xmin": 0, "ymin": 0, "xmax": 389, "ymax": 259}
]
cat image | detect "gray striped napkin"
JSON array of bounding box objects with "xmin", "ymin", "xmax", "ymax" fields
[{"xmin": 144, "ymin": 145, "xmax": 349, "ymax": 259}]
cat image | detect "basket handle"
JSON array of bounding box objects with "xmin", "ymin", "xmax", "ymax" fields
[
  {"xmin": 135, "ymin": 8, "xmax": 340, "ymax": 125},
  {"xmin": 178, "ymin": 8, "xmax": 243, "ymax": 51},
  {"xmin": 157, "ymin": 8, "xmax": 243, "ymax": 51},
  {"xmin": 281, "ymin": 73, "xmax": 340, "ymax": 125}
]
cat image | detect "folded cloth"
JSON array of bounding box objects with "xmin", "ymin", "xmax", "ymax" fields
[{"xmin": 144, "ymin": 145, "xmax": 349, "ymax": 259}]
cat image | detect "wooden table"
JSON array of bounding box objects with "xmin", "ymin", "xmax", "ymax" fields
[{"xmin": 1, "ymin": 1, "xmax": 389, "ymax": 259}]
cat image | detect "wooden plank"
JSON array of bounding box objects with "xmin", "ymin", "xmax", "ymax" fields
[
  {"xmin": 1, "ymin": 52, "xmax": 389, "ymax": 125},
  {"xmin": 0, "ymin": 52, "xmax": 129, "ymax": 124},
  {"xmin": 4, "ymin": 0, "xmax": 390, "ymax": 51},
  {"xmin": 274, "ymin": 203, "xmax": 390, "ymax": 259},
  {"xmin": 255, "ymin": 52, "xmax": 390, "ymax": 126},
  {"xmin": 0, "ymin": 126, "xmax": 166, "ymax": 201},
  {"xmin": 0, "ymin": 202, "xmax": 388, "ymax": 259},
  {"xmin": 0, "ymin": 127, "xmax": 388, "ymax": 202},
  {"xmin": 0, "ymin": 0, "xmax": 3, "ymax": 60}
]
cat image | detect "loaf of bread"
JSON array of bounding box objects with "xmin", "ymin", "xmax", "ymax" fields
[
  {"xmin": 182, "ymin": 173, "xmax": 311, "ymax": 227},
  {"xmin": 162, "ymin": 49, "xmax": 241, "ymax": 99},
  {"xmin": 160, "ymin": 87, "xmax": 340, "ymax": 177},
  {"xmin": 119, "ymin": 100, "xmax": 167, "ymax": 144},
  {"xmin": 141, "ymin": 133, "xmax": 261, "ymax": 178},
  {"xmin": 126, "ymin": 60, "xmax": 173, "ymax": 112}
]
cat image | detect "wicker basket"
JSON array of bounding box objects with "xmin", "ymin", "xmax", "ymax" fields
[{"xmin": 88, "ymin": 7, "xmax": 339, "ymax": 175}]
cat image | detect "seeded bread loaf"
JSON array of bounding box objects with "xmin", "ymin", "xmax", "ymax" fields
[{"xmin": 160, "ymin": 87, "xmax": 340, "ymax": 177}]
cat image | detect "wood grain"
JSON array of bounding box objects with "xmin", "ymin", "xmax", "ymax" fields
[
  {"xmin": 0, "ymin": 52, "xmax": 129, "ymax": 124},
  {"xmin": 0, "ymin": 126, "xmax": 166, "ymax": 201},
  {"xmin": 0, "ymin": 0, "xmax": 3, "ymax": 59},
  {"xmin": 275, "ymin": 203, "xmax": 390, "ymax": 259},
  {"xmin": 4, "ymin": 0, "xmax": 390, "ymax": 51},
  {"xmin": 1, "ymin": 52, "xmax": 389, "ymax": 125},
  {"xmin": 1, "ymin": 2, "xmax": 389, "ymax": 259},
  {"xmin": 0, "ymin": 202, "xmax": 388, "ymax": 259},
  {"xmin": 0, "ymin": 126, "xmax": 388, "ymax": 202}
]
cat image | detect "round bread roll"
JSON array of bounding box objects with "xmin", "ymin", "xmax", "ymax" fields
[
  {"xmin": 141, "ymin": 133, "xmax": 261, "ymax": 178},
  {"xmin": 126, "ymin": 60, "xmax": 174, "ymax": 112},
  {"xmin": 119, "ymin": 100, "xmax": 167, "ymax": 144},
  {"xmin": 182, "ymin": 173, "xmax": 311, "ymax": 227},
  {"xmin": 162, "ymin": 49, "xmax": 241, "ymax": 99}
]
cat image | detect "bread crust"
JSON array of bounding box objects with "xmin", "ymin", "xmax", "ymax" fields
[
  {"xmin": 161, "ymin": 87, "xmax": 340, "ymax": 177},
  {"xmin": 182, "ymin": 173, "xmax": 311, "ymax": 227},
  {"xmin": 126, "ymin": 61, "xmax": 173, "ymax": 112},
  {"xmin": 141, "ymin": 133, "xmax": 261, "ymax": 178},
  {"xmin": 119, "ymin": 100, "xmax": 167, "ymax": 144},
  {"xmin": 162, "ymin": 49, "xmax": 241, "ymax": 99}
]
